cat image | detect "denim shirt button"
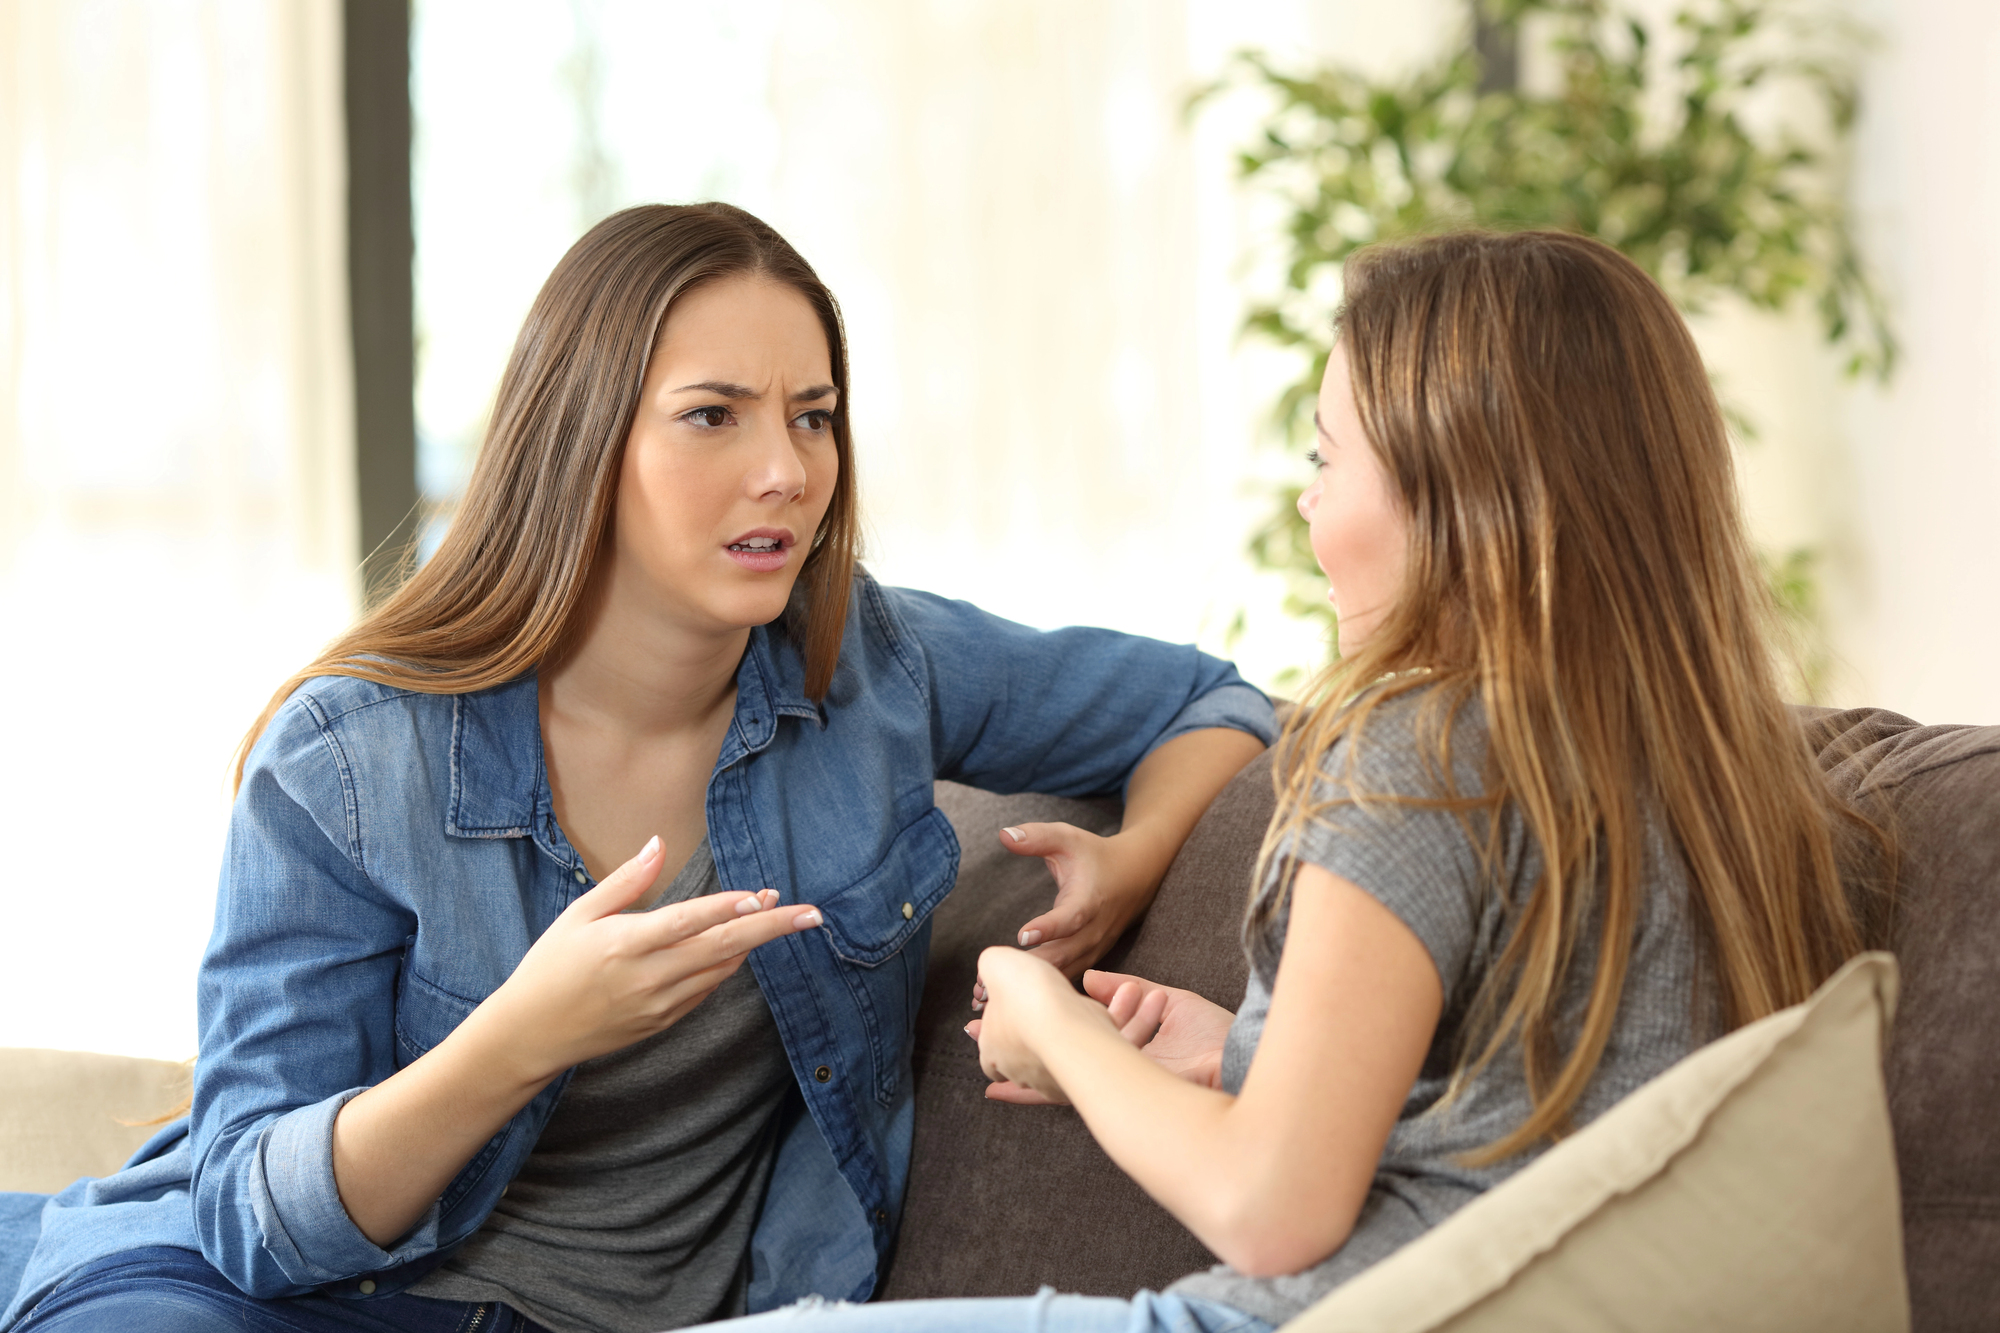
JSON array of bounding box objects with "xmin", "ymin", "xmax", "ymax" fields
[
  {"xmin": 358, "ymin": 1279, "xmax": 377, "ymax": 1295},
  {"xmin": 874, "ymin": 1208, "xmax": 889, "ymax": 1225},
  {"xmin": 901, "ymin": 902, "xmax": 913, "ymax": 919},
  {"xmin": 573, "ymin": 869, "xmax": 587, "ymax": 884},
  {"xmin": 814, "ymin": 1065, "xmax": 832, "ymax": 1083}
]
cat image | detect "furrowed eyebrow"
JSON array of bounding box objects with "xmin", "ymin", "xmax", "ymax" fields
[
  {"xmin": 1313, "ymin": 411, "xmax": 1335, "ymax": 444},
  {"xmin": 668, "ymin": 381, "xmax": 839, "ymax": 405},
  {"xmin": 673, "ymin": 380, "xmax": 760, "ymax": 399}
]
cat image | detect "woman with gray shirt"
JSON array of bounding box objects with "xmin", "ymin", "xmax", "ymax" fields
[{"xmin": 705, "ymin": 230, "xmax": 1883, "ymax": 1333}]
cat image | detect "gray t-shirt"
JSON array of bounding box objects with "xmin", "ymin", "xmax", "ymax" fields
[
  {"xmin": 1171, "ymin": 691, "xmax": 1718, "ymax": 1327},
  {"xmin": 411, "ymin": 839, "xmax": 794, "ymax": 1333}
]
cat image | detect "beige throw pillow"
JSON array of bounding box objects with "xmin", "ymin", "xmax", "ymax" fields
[
  {"xmin": 0, "ymin": 1048, "xmax": 190, "ymax": 1193},
  {"xmin": 1284, "ymin": 952, "xmax": 1908, "ymax": 1333}
]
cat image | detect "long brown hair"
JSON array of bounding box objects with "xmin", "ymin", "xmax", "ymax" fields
[
  {"xmin": 235, "ymin": 203, "xmax": 858, "ymax": 784},
  {"xmin": 1254, "ymin": 230, "xmax": 1879, "ymax": 1163}
]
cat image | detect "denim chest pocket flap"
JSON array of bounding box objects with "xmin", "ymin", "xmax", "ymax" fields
[
  {"xmin": 814, "ymin": 805, "xmax": 960, "ymax": 967},
  {"xmin": 394, "ymin": 964, "xmax": 480, "ymax": 1067}
]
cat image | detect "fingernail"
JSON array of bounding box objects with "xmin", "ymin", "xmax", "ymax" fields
[
  {"xmin": 963, "ymin": 1023, "xmax": 976, "ymax": 1037},
  {"xmin": 1018, "ymin": 929, "xmax": 1042, "ymax": 947},
  {"xmin": 794, "ymin": 908, "xmax": 823, "ymax": 930},
  {"xmin": 639, "ymin": 835, "xmax": 661, "ymax": 860},
  {"xmin": 1003, "ymin": 827, "xmax": 1027, "ymax": 843},
  {"xmin": 736, "ymin": 895, "xmax": 762, "ymax": 915}
]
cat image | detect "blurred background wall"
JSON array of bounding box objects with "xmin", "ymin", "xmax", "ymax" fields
[
  {"xmin": 0, "ymin": 0, "xmax": 355, "ymax": 1057},
  {"xmin": 2, "ymin": 0, "xmax": 1996, "ymax": 1059}
]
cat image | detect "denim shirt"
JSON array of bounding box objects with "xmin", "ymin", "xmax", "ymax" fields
[{"xmin": 1, "ymin": 574, "xmax": 1273, "ymax": 1326}]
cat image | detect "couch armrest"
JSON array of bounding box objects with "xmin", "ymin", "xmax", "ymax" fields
[{"xmin": 0, "ymin": 1048, "xmax": 190, "ymax": 1193}]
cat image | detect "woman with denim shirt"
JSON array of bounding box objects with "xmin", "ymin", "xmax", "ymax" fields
[{"xmin": 0, "ymin": 204, "xmax": 1274, "ymax": 1333}]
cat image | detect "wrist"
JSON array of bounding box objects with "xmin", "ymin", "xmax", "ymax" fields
[
  {"xmin": 1044, "ymin": 982, "xmax": 1120, "ymax": 1045},
  {"xmin": 1033, "ymin": 988, "xmax": 1136, "ymax": 1093},
  {"xmin": 449, "ymin": 990, "xmax": 567, "ymax": 1096},
  {"xmin": 1103, "ymin": 824, "xmax": 1177, "ymax": 898}
]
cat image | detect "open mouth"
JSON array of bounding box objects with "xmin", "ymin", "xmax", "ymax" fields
[{"xmin": 724, "ymin": 530, "xmax": 794, "ymax": 572}]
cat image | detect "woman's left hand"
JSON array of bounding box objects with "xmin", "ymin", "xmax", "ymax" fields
[
  {"xmin": 965, "ymin": 945, "xmax": 1109, "ymax": 1104},
  {"xmin": 974, "ymin": 729, "xmax": 1270, "ymax": 1002},
  {"xmin": 988, "ymin": 821, "xmax": 1156, "ymax": 982}
]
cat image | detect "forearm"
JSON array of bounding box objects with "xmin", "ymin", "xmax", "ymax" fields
[
  {"xmin": 1035, "ymin": 1001, "xmax": 1367, "ymax": 1276},
  {"xmin": 1112, "ymin": 727, "xmax": 1267, "ymax": 887},
  {"xmin": 330, "ymin": 1003, "xmax": 555, "ymax": 1246},
  {"xmin": 1025, "ymin": 869, "xmax": 1440, "ymax": 1277}
]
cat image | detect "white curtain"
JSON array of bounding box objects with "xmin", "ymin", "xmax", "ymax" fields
[{"xmin": 0, "ymin": 0, "xmax": 354, "ymax": 1058}]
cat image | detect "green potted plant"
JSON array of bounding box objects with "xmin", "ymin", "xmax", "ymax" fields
[{"xmin": 1212, "ymin": 0, "xmax": 1892, "ymax": 694}]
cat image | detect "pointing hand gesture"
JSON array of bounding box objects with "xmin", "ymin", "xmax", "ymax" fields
[{"xmin": 474, "ymin": 835, "xmax": 822, "ymax": 1084}]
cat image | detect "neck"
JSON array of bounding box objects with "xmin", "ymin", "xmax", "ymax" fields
[{"xmin": 541, "ymin": 573, "xmax": 747, "ymax": 739}]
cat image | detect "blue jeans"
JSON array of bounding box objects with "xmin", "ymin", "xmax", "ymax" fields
[
  {"xmin": 699, "ymin": 1288, "xmax": 1273, "ymax": 1333},
  {"xmin": 11, "ymin": 1246, "xmax": 551, "ymax": 1333}
]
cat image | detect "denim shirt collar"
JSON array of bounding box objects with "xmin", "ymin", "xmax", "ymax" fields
[
  {"xmin": 445, "ymin": 623, "xmax": 825, "ymax": 846},
  {"xmin": 728, "ymin": 618, "xmax": 832, "ymax": 756}
]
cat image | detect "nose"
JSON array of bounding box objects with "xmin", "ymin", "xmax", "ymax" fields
[
  {"xmin": 748, "ymin": 414, "xmax": 808, "ymax": 503},
  {"xmin": 1297, "ymin": 477, "xmax": 1321, "ymax": 522}
]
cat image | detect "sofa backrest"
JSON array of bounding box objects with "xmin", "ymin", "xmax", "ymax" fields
[
  {"xmin": 886, "ymin": 710, "xmax": 2000, "ymax": 1333},
  {"xmin": 1804, "ymin": 707, "xmax": 2000, "ymax": 1333},
  {"xmin": 883, "ymin": 761, "xmax": 1271, "ymax": 1302},
  {"xmin": 0, "ymin": 1048, "xmax": 190, "ymax": 1194}
]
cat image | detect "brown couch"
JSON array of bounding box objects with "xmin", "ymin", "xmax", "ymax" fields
[{"xmin": 882, "ymin": 707, "xmax": 2000, "ymax": 1333}]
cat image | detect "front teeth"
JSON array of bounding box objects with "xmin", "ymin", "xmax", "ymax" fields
[{"xmin": 730, "ymin": 540, "xmax": 781, "ymax": 552}]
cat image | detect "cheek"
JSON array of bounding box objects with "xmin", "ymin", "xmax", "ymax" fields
[
  {"xmin": 615, "ymin": 449, "xmax": 713, "ymax": 565},
  {"xmin": 806, "ymin": 444, "xmax": 840, "ymax": 520},
  {"xmin": 1307, "ymin": 487, "xmax": 1357, "ymax": 579},
  {"xmin": 1310, "ymin": 481, "xmax": 1404, "ymax": 604}
]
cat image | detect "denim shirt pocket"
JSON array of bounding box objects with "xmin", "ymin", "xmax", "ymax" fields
[
  {"xmin": 393, "ymin": 963, "xmax": 479, "ymax": 1066},
  {"xmin": 814, "ymin": 804, "xmax": 960, "ymax": 1103}
]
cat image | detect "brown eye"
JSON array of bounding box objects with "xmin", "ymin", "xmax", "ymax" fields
[{"xmin": 684, "ymin": 406, "xmax": 731, "ymax": 429}]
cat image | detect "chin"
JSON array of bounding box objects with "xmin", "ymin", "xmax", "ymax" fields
[{"xmin": 714, "ymin": 585, "xmax": 800, "ymax": 630}]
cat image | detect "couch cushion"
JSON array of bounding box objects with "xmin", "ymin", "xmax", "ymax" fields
[
  {"xmin": 1803, "ymin": 708, "xmax": 2000, "ymax": 1333},
  {"xmin": 0, "ymin": 1048, "xmax": 190, "ymax": 1194},
  {"xmin": 880, "ymin": 755, "xmax": 1276, "ymax": 1301},
  {"xmin": 1282, "ymin": 953, "xmax": 1907, "ymax": 1333}
]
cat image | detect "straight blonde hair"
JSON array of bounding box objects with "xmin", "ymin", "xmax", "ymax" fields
[
  {"xmin": 1253, "ymin": 230, "xmax": 1882, "ymax": 1164},
  {"xmin": 233, "ymin": 203, "xmax": 858, "ymax": 786}
]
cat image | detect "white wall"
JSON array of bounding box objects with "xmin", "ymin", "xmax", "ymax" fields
[{"xmin": 1829, "ymin": 0, "xmax": 2000, "ymax": 723}]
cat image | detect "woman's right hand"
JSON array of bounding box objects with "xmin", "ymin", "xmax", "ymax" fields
[
  {"xmin": 332, "ymin": 836, "xmax": 819, "ymax": 1248},
  {"xmin": 1083, "ymin": 969, "xmax": 1234, "ymax": 1090},
  {"xmin": 474, "ymin": 835, "xmax": 823, "ymax": 1085},
  {"xmin": 976, "ymin": 967, "xmax": 1234, "ymax": 1105}
]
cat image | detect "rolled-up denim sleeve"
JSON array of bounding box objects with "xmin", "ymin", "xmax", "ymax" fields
[
  {"xmin": 188, "ymin": 696, "xmax": 441, "ymax": 1294},
  {"xmin": 877, "ymin": 583, "xmax": 1275, "ymax": 799}
]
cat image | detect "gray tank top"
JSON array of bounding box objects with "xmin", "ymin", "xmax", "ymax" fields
[{"xmin": 411, "ymin": 839, "xmax": 795, "ymax": 1333}]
